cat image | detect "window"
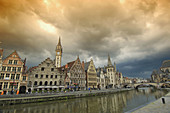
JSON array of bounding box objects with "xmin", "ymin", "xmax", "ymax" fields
[
  {"xmin": 11, "ymin": 74, "xmax": 15, "ymax": 80},
  {"xmin": 50, "ymin": 81, "xmax": 53, "ymax": 85},
  {"xmin": 2, "ymin": 66, "xmax": 6, "ymax": 71},
  {"xmin": 51, "ymin": 75, "xmax": 53, "ymax": 78},
  {"xmin": 23, "ymin": 76, "xmax": 26, "ymax": 81},
  {"xmin": 35, "ymin": 74, "xmax": 38, "ymax": 78},
  {"xmin": 41, "ymin": 67, "xmax": 45, "ymax": 71},
  {"xmin": 60, "ymin": 75, "xmax": 62, "ymax": 78},
  {"xmin": 4, "ymin": 82, "xmax": 8, "ymax": 89},
  {"xmin": 39, "ymin": 81, "xmax": 42, "ymax": 86},
  {"xmin": 14, "ymin": 60, "xmax": 18, "ymax": 65},
  {"xmin": 46, "ymin": 75, "xmax": 48, "ymax": 78},
  {"xmin": 7, "ymin": 67, "xmax": 11, "ymax": 72},
  {"xmin": 54, "ymin": 81, "xmax": 57, "ymax": 85},
  {"xmin": 12, "ymin": 67, "xmax": 16, "ymax": 72},
  {"xmin": 59, "ymin": 81, "xmax": 62, "ymax": 85},
  {"xmin": 55, "ymin": 75, "xmax": 57, "ymax": 78},
  {"xmin": 14, "ymin": 82, "xmax": 18, "ymax": 89},
  {"xmin": 34, "ymin": 81, "xmax": 37, "ymax": 85},
  {"xmin": 5, "ymin": 74, "xmax": 10, "ymax": 78},
  {"xmin": 51, "ymin": 68, "xmax": 54, "ymax": 71},
  {"xmin": 17, "ymin": 67, "xmax": 21, "ymax": 72},
  {"xmin": 16, "ymin": 74, "xmax": 20, "ymax": 80},
  {"xmin": 45, "ymin": 81, "xmax": 48, "ymax": 86},
  {"xmin": 0, "ymin": 82, "xmax": 3, "ymax": 90},
  {"xmin": 41, "ymin": 75, "xmax": 43, "ymax": 78},
  {"xmin": 0, "ymin": 73, "xmax": 4, "ymax": 79},
  {"xmin": 8, "ymin": 60, "xmax": 13, "ymax": 64}
]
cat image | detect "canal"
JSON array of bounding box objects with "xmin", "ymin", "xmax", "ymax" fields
[{"xmin": 0, "ymin": 88, "xmax": 168, "ymax": 113}]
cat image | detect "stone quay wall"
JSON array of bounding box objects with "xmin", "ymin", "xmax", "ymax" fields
[{"xmin": 0, "ymin": 89, "xmax": 132, "ymax": 106}]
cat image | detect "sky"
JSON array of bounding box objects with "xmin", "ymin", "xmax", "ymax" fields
[{"xmin": 0, "ymin": 0, "xmax": 170, "ymax": 78}]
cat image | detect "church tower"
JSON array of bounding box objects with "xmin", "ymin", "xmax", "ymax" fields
[
  {"xmin": 108, "ymin": 54, "xmax": 113, "ymax": 67},
  {"xmin": 55, "ymin": 37, "xmax": 62, "ymax": 68}
]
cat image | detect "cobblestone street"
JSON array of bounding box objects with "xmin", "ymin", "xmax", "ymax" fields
[{"xmin": 132, "ymin": 92, "xmax": 170, "ymax": 113}]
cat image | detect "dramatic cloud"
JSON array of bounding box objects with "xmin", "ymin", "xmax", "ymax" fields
[{"xmin": 0, "ymin": 0, "xmax": 170, "ymax": 78}]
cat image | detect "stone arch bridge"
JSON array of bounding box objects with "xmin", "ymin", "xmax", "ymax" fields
[{"xmin": 124, "ymin": 82, "xmax": 165, "ymax": 88}]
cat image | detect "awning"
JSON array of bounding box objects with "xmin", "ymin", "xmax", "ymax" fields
[
  {"xmin": 37, "ymin": 86, "xmax": 45, "ymax": 88},
  {"xmin": 59, "ymin": 86, "xmax": 65, "ymax": 88},
  {"xmin": 52, "ymin": 86, "xmax": 58, "ymax": 88}
]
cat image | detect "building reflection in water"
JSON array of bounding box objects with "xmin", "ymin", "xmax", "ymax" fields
[{"xmin": 0, "ymin": 88, "xmax": 168, "ymax": 113}]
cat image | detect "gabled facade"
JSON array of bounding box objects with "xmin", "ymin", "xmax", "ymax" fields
[
  {"xmin": 96, "ymin": 67, "xmax": 106, "ymax": 89},
  {"xmin": 0, "ymin": 50, "xmax": 28, "ymax": 94},
  {"xmin": 64, "ymin": 57, "xmax": 86, "ymax": 90},
  {"xmin": 84, "ymin": 59, "xmax": 97, "ymax": 89},
  {"xmin": 27, "ymin": 58, "xmax": 65, "ymax": 92},
  {"xmin": 105, "ymin": 54, "xmax": 116, "ymax": 88},
  {"xmin": 115, "ymin": 72, "xmax": 123, "ymax": 88}
]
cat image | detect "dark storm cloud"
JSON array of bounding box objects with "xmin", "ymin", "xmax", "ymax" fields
[{"xmin": 0, "ymin": 0, "xmax": 170, "ymax": 78}]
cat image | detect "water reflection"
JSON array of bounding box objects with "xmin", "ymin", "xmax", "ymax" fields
[{"xmin": 0, "ymin": 88, "xmax": 168, "ymax": 113}]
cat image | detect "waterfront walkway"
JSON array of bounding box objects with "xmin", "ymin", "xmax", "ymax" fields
[{"xmin": 132, "ymin": 92, "xmax": 170, "ymax": 113}]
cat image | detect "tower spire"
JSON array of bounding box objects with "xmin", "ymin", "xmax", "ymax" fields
[
  {"xmin": 114, "ymin": 62, "xmax": 116, "ymax": 71},
  {"xmin": 108, "ymin": 53, "xmax": 113, "ymax": 67},
  {"xmin": 58, "ymin": 36, "xmax": 61, "ymax": 46}
]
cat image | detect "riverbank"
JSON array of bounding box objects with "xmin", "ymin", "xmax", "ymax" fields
[
  {"xmin": 131, "ymin": 90, "xmax": 170, "ymax": 113},
  {"xmin": 0, "ymin": 88, "xmax": 132, "ymax": 106}
]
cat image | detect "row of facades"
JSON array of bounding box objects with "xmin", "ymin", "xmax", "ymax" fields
[{"xmin": 0, "ymin": 38, "xmax": 125, "ymax": 94}]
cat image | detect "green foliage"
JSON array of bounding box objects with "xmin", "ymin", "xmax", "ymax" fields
[
  {"xmin": 38, "ymin": 90, "xmax": 42, "ymax": 93},
  {"xmin": 32, "ymin": 90, "xmax": 36, "ymax": 93},
  {"xmin": 44, "ymin": 90, "xmax": 48, "ymax": 93}
]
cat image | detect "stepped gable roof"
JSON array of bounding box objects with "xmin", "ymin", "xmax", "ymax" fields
[
  {"xmin": 84, "ymin": 61, "xmax": 90, "ymax": 71},
  {"xmin": 161, "ymin": 60, "xmax": 170, "ymax": 68},
  {"xmin": 27, "ymin": 57, "xmax": 54, "ymax": 73}
]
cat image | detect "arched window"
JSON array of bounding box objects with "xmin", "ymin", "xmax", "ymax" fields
[
  {"xmin": 45, "ymin": 81, "xmax": 48, "ymax": 86},
  {"xmin": 59, "ymin": 81, "xmax": 62, "ymax": 85},
  {"xmin": 35, "ymin": 74, "xmax": 38, "ymax": 78},
  {"xmin": 50, "ymin": 81, "xmax": 53, "ymax": 86},
  {"xmin": 39, "ymin": 81, "xmax": 42, "ymax": 86},
  {"xmin": 54, "ymin": 81, "xmax": 57, "ymax": 85},
  {"xmin": 34, "ymin": 81, "xmax": 37, "ymax": 85}
]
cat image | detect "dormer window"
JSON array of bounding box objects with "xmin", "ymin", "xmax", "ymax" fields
[
  {"xmin": 8, "ymin": 60, "xmax": 13, "ymax": 64},
  {"xmin": 14, "ymin": 60, "xmax": 18, "ymax": 65}
]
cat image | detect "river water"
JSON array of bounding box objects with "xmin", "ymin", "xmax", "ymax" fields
[{"xmin": 0, "ymin": 88, "xmax": 168, "ymax": 113}]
